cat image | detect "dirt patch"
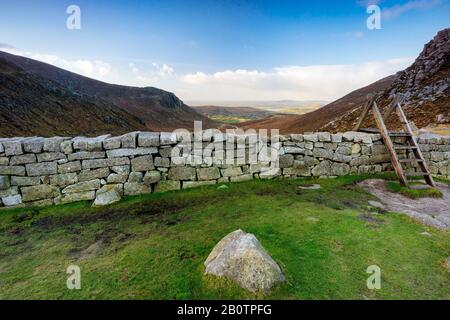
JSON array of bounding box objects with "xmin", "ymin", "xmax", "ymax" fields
[
  {"xmin": 358, "ymin": 179, "xmax": 450, "ymax": 229},
  {"xmin": 11, "ymin": 209, "xmax": 41, "ymax": 223},
  {"xmin": 29, "ymin": 196, "xmax": 206, "ymax": 232},
  {"xmin": 115, "ymin": 233, "xmax": 133, "ymax": 242},
  {"xmin": 254, "ymin": 188, "xmax": 278, "ymax": 196}
]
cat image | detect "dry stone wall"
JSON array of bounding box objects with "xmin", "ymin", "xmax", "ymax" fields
[{"xmin": 0, "ymin": 131, "xmax": 449, "ymax": 208}]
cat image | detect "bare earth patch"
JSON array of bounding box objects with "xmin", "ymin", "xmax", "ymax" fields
[{"xmin": 358, "ymin": 179, "xmax": 450, "ymax": 229}]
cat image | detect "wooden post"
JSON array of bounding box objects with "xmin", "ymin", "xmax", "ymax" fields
[{"xmin": 353, "ymin": 94, "xmax": 377, "ymax": 132}]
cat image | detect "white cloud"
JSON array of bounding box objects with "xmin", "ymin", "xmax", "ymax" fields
[
  {"xmin": 131, "ymin": 62, "xmax": 175, "ymax": 86},
  {"xmin": 382, "ymin": 0, "xmax": 444, "ymax": 19},
  {"xmin": 180, "ymin": 57, "xmax": 414, "ymax": 101},
  {"xmin": 152, "ymin": 63, "xmax": 174, "ymax": 77},
  {"xmin": 2, "ymin": 47, "xmax": 112, "ymax": 81}
]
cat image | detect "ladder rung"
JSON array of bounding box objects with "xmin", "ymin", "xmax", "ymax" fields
[
  {"xmin": 387, "ymin": 171, "xmax": 430, "ymax": 176},
  {"xmin": 359, "ymin": 128, "xmax": 411, "ymax": 137},
  {"xmin": 394, "ymin": 145, "xmax": 417, "ymax": 150},
  {"xmin": 389, "ymin": 132, "xmax": 411, "ymax": 137},
  {"xmin": 399, "ymin": 159, "xmax": 423, "ymax": 163},
  {"xmin": 406, "ymin": 172, "xmax": 430, "ymax": 177},
  {"xmin": 359, "ymin": 128, "xmax": 379, "ymax": 133}
]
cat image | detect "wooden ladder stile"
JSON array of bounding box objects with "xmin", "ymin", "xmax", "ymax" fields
[
  {"xmin": 355, "ymin": 94, "xmax": 436, "ymax": 187},
  {"xmin": 394, "ymin": 101, "xmax": 436, "ymax": 187},
  {"xmin": 371, "ymin": 100, "xmax": 409, "ymax": 186}
]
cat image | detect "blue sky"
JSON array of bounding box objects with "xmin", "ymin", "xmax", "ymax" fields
[{"xmin": 0, "ymin": 0, "xmax": 449, "ymax": 102}]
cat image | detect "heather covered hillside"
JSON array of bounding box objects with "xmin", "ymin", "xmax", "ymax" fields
[{"xmin": 0, "ymin": 51, "xmax": 218, "ymax": 137}]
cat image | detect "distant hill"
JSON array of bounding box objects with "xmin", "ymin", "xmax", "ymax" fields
[
  {"xmin": 189, "ymin": 100, "xmax": 325, "ymax": 114},
  {"xmin": 0, "ymin": 51, "xmax": 218, "ymax": 137},
  {"xmin": 0, "ymin": 57, "xmax": 146, "ymax": 137},
  {"xmin": 240, "ymin": 28, "xmax": 450, "ymax": 134}
]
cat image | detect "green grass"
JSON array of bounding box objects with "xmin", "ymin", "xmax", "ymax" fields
[
  {"xmin": 0, "ymin": 175, "xmax": 449, "ymax": 300},
  {"xmin": 435, "ymin": 177, "xmax": 450, "ymax": 186},
  {"xmin": 386, "ymin": 181, "xmax": 444, "ymax": 199}
]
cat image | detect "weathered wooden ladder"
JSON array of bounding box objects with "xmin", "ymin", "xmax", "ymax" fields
[{"xmin": 354, "ymin": 94, "xmax": 435, "ymax": 187}]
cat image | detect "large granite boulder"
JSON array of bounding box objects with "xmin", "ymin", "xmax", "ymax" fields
[{"xmin": 204, "ymin": 229, "xmax": 285, "ymax": 293}]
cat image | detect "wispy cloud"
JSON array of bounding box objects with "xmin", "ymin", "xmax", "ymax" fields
[
  {"xmin": 152, "ymin": 63, "xmax": 174, "ymax": 77},
  {"xmin": 357, "ymin": 0, "xmax": 382, "ymax": 7},
  {"xmin": 382, "ymin": 0, "xmax": 445, "ymax": 19},
  {"xmin": 353, "ymin": 31, "xmax": 365, "ymax": 39},
  {"xmin": 128, "ymin": 62, "xmax": 139, "ymax": 74}
]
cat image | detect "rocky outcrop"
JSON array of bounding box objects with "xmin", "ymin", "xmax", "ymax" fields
[
  {"xmin": 388, "ymin": 29, "xmax": 450, "ymax": 104},
  {"xmin": 204, "ymin": 230, "xmax": 285, "ymax": 293},
  {"xmin": 0, "ymin": 131, "xmax": 449, "ymax": 208}
]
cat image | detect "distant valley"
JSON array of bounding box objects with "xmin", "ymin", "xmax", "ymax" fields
[{"xmin": 191, "ymin": 100, "xmax": 326, "ymax": 124}]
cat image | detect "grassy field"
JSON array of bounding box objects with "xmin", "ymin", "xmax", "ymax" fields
[{"xmin": 0, "ymin": 175, "xmax": 449, "ymax": 300}]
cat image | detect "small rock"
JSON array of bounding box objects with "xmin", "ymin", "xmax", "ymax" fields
[
  {"xmin": 1, "ymin": 194, "xmax": 22, "ymax": 207},
  {"xmin": 298, "ymin": 184, "xmax": 321, "ymax": 190},
  {"xmin": 368, "ymin": 200, "xmax": 385, "ymax": 209},
  {"xmin": 93, "ymin": 190, "xmax": 121, "ymax": 207},
  {"xmin": 79, "ymin": 240, "xmax": 103, "ymax": 260},
  {"xmin": 217, "ymin": 185, "xmax": 229, "ymax": 190},
  {"xmin": 420, "ymin": 232, "xmax": 432, "ymax": 237},
  {"xmin": 204, "ymin": 229, "xmax": 285, "ymax": 293}
]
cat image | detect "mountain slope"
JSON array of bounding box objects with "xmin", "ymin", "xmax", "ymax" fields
[
  {"xmin": 0, "ymin": 59, "xmax": 146, "ymax": 137},
  {"xmin": 326, "ymin": 27, "xmax": 450, "ymax": 132},
  {"xmin": 0, "ymin": 51, "xmax": 218, "ymax": 134},
  {"xmin": 239, "ymin": 28, "xmax": 450, "ymax": 134}
]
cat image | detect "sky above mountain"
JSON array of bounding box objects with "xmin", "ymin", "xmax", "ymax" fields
[{"xmin": 0, "ymin": 0, "xmax": 449, "ymax": 102}]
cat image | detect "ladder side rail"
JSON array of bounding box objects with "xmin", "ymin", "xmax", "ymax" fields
[
  {"xmin": 353, "ymin": 94, "xmax": 377, "ymax": 131},
  {"xmin": 372, "ymin": 102, "xmax": 409, "ymax": 186}
]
